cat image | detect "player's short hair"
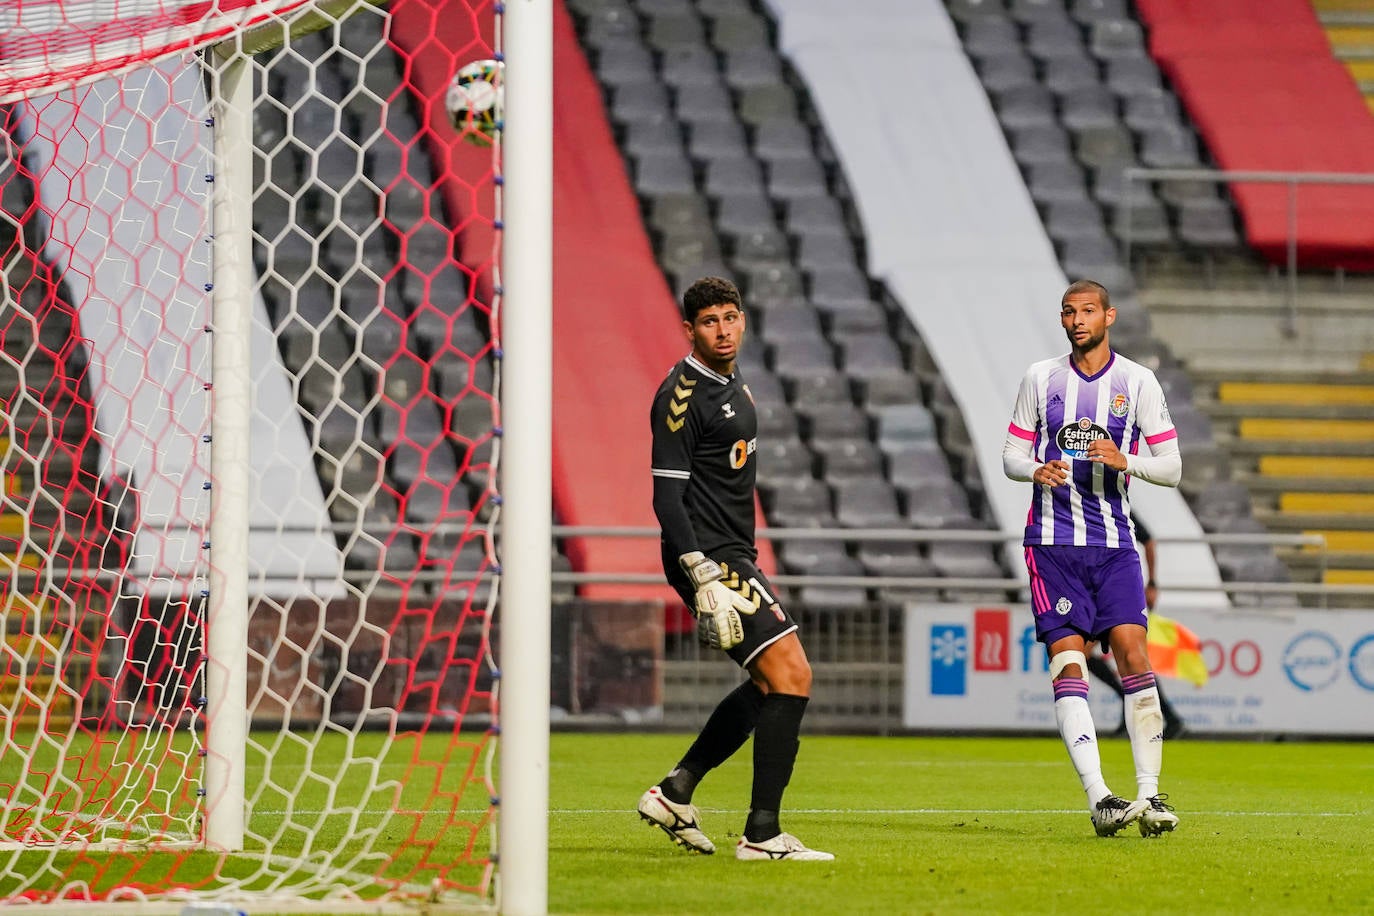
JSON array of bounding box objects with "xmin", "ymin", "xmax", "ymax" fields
[
  {"xmin": 681, "ymin": 276, "xmax": 742, "ymax": 323},
  {"xmin": 1063, "ymin": 278, "xmax": 1111, "ymax": 309}
]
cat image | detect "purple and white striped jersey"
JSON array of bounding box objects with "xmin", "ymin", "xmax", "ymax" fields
[{"xmin": 1006, "ymin": 350, "xmax": 1176, "ymax": 548}]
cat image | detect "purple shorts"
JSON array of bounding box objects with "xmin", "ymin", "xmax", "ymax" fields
[{"xmin": 1024, "ymin": 545, "xmax": 1149, "ymax": 645}]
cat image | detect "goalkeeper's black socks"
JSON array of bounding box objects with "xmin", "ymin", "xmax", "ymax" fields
[
  {"xmin": 745, "ymin": 693, "xmax": 809, "ymax": 840},
  {"xmin": 659, "ymin": 766, "xmax": 700, "ymax": 805},
  {"xmin": 744, "ymin": 809, "xmax": 780, "ymax": 843},
  {"xmin": 666, "ymin": 680, "xmax": 767, "ymax": 803}
]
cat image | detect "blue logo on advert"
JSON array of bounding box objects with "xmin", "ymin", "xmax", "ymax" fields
[
  {"xmin": 1348, "ymin": 635, "xmax": 1374, "ymax": 692},
  {"xmin": 930, "ymin": 625, "xmax": 968, "ymax": 696},
  {"xmin": 1282, "ymin": 631, "xmax": 1341, "ymax": 692}
]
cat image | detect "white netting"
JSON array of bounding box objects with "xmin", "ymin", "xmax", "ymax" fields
[{"xmin": 0, "ymin": 0, "xmax": 503, "ymax": 908}]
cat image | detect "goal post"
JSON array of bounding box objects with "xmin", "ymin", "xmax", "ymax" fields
[
  {"xmin": 0, "ymin": 0, "xmax": 551, "ymax": 911},
  {"xmin": 206, "ymin": 41, "xmax": 254, "ymax": 856}
]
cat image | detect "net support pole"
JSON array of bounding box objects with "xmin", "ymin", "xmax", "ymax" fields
[
  {"xmin": 498, "ymin": 1, "xmax": 553, "ymax": 913},
  {"xmin": 204, "ymin": 45, "xmax": 253, "ymax": 852}
]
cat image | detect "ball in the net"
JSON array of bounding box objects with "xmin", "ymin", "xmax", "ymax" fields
[{"xmin": 446, "ymin": 59, "xmax": 504, "ymax": 146}]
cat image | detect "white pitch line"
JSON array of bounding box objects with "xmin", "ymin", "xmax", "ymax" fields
[
  {"xmin": 240, "ymin": 806, "xmax": 1365, "ymax": 818},
  {"xmin": 556, "ymin": 807, "xmax": 1364, "ymax": 817}
]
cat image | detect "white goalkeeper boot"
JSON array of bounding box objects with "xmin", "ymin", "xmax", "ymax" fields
[
  {"xmin": 637, "ymin": 786, "xmax": 715, "ymax": 854},
  {"xmin": 735, "ymin": 832, "xmax": 834, "ymax": 861},
  {"xmin": 1091, "ymin": 795, "xmax": 1150, "ymax": 837},
  {"xmin": 1139, "ymin": 794, "xmax": 1179, "ymax": 837}
]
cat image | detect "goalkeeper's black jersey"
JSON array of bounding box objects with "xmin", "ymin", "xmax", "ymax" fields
[{"xmin": 650, "ymin": 353, "xmax": 759, "ymax": 560}]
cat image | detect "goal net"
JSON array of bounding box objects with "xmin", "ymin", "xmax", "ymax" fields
[{"xmin": 0, "ymin": 0, "xmax": 504, "ymax": 909}]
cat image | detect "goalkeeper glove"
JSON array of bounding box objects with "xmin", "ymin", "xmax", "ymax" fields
[{"xmin": 679, "ymin": 551, "xmax": 750, "ymax": 651}]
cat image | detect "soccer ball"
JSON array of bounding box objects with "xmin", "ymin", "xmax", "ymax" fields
[{"xmin": 445, "ymin": 59, "xmax": 504, "ymax": 146}]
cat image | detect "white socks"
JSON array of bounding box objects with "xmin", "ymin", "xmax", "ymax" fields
[
  {"xmin": 1124, "ymin": 683, "xmax": 1165, "ymax": 799},
  {"xmin": 1054, "ymin": 677, "xmax": 1108, "ymax": 807}
]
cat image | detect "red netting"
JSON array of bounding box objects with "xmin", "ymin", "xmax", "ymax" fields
[{"xmin": 0, "ymin": 0, "xmax": 502, "ymax": 906}]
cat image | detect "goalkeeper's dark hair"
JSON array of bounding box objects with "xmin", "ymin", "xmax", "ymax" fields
[
  {"xmin": 682, "ymin": 276, "xmax": 742, "ymax": 322},
  {"xmin": 1063, "ymin": 278, "xmax": 1111, "ymax": 309}
]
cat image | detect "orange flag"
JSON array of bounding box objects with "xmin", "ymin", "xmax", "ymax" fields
[{"xmin": 1147, "ymin": 613, "xmax": 1209, "ymax": 687}]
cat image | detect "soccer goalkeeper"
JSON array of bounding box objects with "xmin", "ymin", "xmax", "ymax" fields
[{"xmin": 638, "ymin": 276, "xmax": 832, "ymax": 862}]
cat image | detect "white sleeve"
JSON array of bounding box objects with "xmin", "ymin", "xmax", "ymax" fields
[
  {"xmin": 1125, "ymin": 434, "xmax": 1182, "ymax": 487},
  {"xmin": 1126, "ymin": 371, "xmax": 1182, "ymax": 487},
  {"xmin": 1003, "ymin": 369, "xmax": 1041, "ymax": 482},
  {"xmin": 1002, "ymin": 431, "xmax": 1039, "ymax": 482}
]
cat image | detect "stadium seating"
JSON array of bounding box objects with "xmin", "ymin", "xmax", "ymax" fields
[{"xmin": 568, "ymin": 0, "xmax": 1013, "ymax": 601}]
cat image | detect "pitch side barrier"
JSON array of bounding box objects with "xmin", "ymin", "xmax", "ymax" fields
[{"xmin": 545, "ymin": 525, "xmax": 1374, "ymax": 740}]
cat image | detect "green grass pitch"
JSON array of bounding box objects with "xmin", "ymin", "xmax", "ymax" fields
[
  {"xmin": 552, "ymin": 732, "xmax": 1374, "ymax": 915},
  {"xmin": 4, "ymin": 731, "xmax": 1371, "ymax": 913}
]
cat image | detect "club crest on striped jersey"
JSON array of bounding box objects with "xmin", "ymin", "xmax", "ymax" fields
[
  {"xmin": 1109, "ymin": 393, "xmax": 1130, "ymax": 417},
  {"xmin": 1055, "ymin": 417, "xmax": 1109, "ymax": 458}
]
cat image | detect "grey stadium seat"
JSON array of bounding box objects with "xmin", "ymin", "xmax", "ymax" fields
[
  {"xmin": 1027, "ymin": 161, "xmax": 1093, "ymax": 205},
  {"xmin": 857, "ymin": 541, "xmax": 938, "ymax": 578},
  {"xmin": 815, "ymin": 439, "xmax": 885, "ymax": 482},
  {"xmin": 874, "ymin": 403, "xmax": 938, "ymax": 452},
  {"xmin": 1010, "ymin": 0, "xmax": 1073, "ymax": 24},
  {"xmin": 646, "ymin": 13, "xmax": 708, "ymax": 52},
  {"xmin": 755, "ymin": 435, "xmax": 814, "ymax": 486},
  {"xmin": 786, "ymin": 369, "xmax": 854, "ymax": 406},
  {"xmin": 963, "ymin": 18, "xmax": 1021, "ymax": 59},
  {"xmin": 1044, "ymin": 57, "xmax": 1103, "ymax": 95},
  {"xmin": 723, "ymin": 50, "xmax": 785, "ymax": 90},
  {"xmin": 1177, "ymin": 197, "xmax": 1242, "ymax": 252},
  {"xmin": 634, "ymin": 152, "xmax": 696, "ymax": 195},
  {"xmin": 770, "ymin": 336, "xmax": 836, "ymax": 379},
  {"xmin": 886, "ymin": 443, "xmax": 955, "ymax": 491},
  {"xmin": 979, "ymin": 53, "xmax": 1038, "ymax": 93},
  {"xmin": 1105, "ymin": 56, "xmax": 1163, "ymax": 98},
  {"xmin": 839, "ymin": 333, "xmax": 906, "ymax": 382},
  {"xmin": 904, "ymin": 479, "xmax": 979, "ymax": 530},
  {"xmin": 948, "ymin": 0, "xmax": 1008, "ymax": 24},
  {"xmin": 752, "ymin": 117, "xmax": 814, "ymax": 161},
  {"xmin": 856, "ymin": 372, "xmax": 921, "ymax": 407},
  {"xmin": 1139, "ymin": 126, "xmax": 1201, "ymax": 169},
  {"xmin": 1071, "ymin": 0, "xmax": 1130, "ymax": 23},
  {"xmin": 928, "ymin": 541, "xmax": 1004, "ymax": 579},
  {"xmin": 1193, "ymin": 481, "xmax": 1254, "ymax": 531},
  {"xmin": 1089, "ymin": 19, "xmax": 1147, "ymax": 60},
  {"xmin": 1073, "ymin": 123, "xmax": 1136, "ymax": 169},
  {"xmin": 995, "ymin": 84, "xmax": 1059, "ymax": 129},
  {"xmin": 778, "ymin": 538, "xmax": 851, "ymax": 574},
  {"xmin": 833, "ymin": 477, "xmax": 905, "ymax": 528},
  {"xmin": 716, "ymin": 193, "xmax": 778, "ymax": 234},
  {"xmin": 1123, "ymin": 89, "xmax": 1183, "ymax": 132},
  {"xmin": 799, "ymin": 401, "xmax": 870, "ymax": 443},
  {"xmin": 1011, "ymin": 124, "xmax": 1077, "ymax": 167},
  {"xmin": 687, "ymin": 119, "xmax": 749, "ymax": 161},
  {"xmin": 1025, "ymin": 19, "xmax": 1086, "ymax": 62},
  {"xmin": 1045, "ymin": 199, "xmax": 1111, "ymax": 245},
  {"xmin": 703, "ymin": 157, "xmax": 766, "ymax": 198},
  {"xmin": 766, "ymin": 476, "xmax": 835, "ymax": 528},
  {"xmin": 1059, "ymin": 86, "xmax": 1121, "ymax": 132}
]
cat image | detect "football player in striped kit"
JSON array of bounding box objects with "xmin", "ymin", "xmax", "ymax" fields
[
  {"xmin": 1003, "ymin": 279, "xmax": 1181, "ymax": 838},
  {"xmin": 637, "ymin": 276, "xmax": 832, "ymax": 862}
]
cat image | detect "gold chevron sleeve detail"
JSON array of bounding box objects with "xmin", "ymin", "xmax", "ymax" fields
[
  {"xmin": 669, "ymin": 399, "xmax": 689, "ymax": 417},
  {"xmin": 678, "ymin": 374, "xmax": 697, "ymax": 388},
  {"xmin": 673, "ymin": 385, "xmax": 694, "ymax": 400},
  {"xmin": 666, "ymin": 415, "xmax": 685, "ymax": 432}
]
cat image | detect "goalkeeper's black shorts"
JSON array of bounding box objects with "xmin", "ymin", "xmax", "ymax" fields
[{"xmin": 666, "ymin": 553, "xmax": 799, "ymax": 668}]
